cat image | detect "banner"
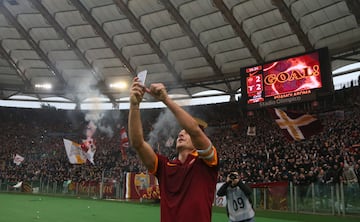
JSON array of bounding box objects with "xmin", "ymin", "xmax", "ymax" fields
[
  {"xmin": 125, "ymin": 172, "xmax": 160, "ymax": 200},
  {"xmin": 215, "ymin": 182, "xmax": 227, "ymax": 207},
  {"xmin": 252, "ymin": 181, "xmax": 288, "ymax": 210},
  {"xmin": 66, "ymin": 181, "xmax": 115, "ymax": 198}
]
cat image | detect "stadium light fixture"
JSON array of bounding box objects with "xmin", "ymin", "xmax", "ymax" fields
[
  {"xmin": 35, "ymin": 83, "xmax": 52, "ymax": 89},
  {"xmin": 109, "ymin": 81, "xmax": 128, "ymax": 89}
]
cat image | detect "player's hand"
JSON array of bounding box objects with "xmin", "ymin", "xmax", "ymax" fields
[
  {"xmin": 129, "ymin": 77, "xmax": 147, "ymax": 105},
  {"xmin": 149, "ymin": 83, "xmax": 168, "ymax": 102}
]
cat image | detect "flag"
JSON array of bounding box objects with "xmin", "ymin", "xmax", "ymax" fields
[
  {"xmin": 63, "ymin": 139, "xmax": 87, "ymax": 164},
  {"xmin": 247, "ymin": 126, "xmax": 256, "ymax": 136},
  {"xmin": 81, "ymin": 138, "xmax": 96, "ymax": 165},
  {"xmin": 120, "ymin": 127, "xmax": 129, "ymax": 159},
  {"xmin": 12, "ymin": 181, "xmax": 22, "ymax": 188},
  {"xmin": 81, "ymin": 121, "xmax": 97, "ymax": 164},
  {"xmin": 270, "ymin": 108, "xmax": 323, "ymax": 141},
  {"xmin": 13, "ymin": 154, "xmax": 24, "ymax": 165}
]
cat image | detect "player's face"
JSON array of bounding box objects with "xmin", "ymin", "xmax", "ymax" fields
[{"xmin": 176, "ymin": 129, "xmax": 194, "ymax": 152}]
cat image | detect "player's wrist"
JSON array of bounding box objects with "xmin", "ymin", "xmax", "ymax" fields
[
  {"xmin": 161, "ymin": 94, "xmax": 172, "ymax": 104},
  {"xmin": 158, "ymin": 89, "xmax": 168, "ymax": 102},
  {"xmin": 130, "ymin": 103, "xmax": 140, "ymax": 110}
]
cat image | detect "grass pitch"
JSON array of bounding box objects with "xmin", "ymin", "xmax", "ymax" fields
[{"xmin": 0, "ymin": 193, "xmax": 359, "ymax": 222}]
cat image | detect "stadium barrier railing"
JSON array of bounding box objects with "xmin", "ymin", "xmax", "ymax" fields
[
  {"xmin": 250, "ymin": 181, "xmax": 360, "ymax": 216},
  {"xmin": 1, "ymin": 177, "xmax": 359, "ymax": 216}
]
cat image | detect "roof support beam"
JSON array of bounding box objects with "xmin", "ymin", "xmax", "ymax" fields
[
  {"xmin": 345, "ymin": 0, "xmax": 360, "ymax": 25},
  {"xmin": 0, "ymin": 43, "xmax": 32, "ymax": 89},
  {"xmin": 271, "ymin": 0, "xmax": 313, "ymax": 51},
  {"xmin": 331, "ymin": 45, "xmax": 360, "ymax": 62},
  {"xmin": 69, "ymin": 0, "xmax": 135, "ymax": 75},
  {"xmin": 0, "ymin": 0, "xmax": 67, "ymax": 86},
  {"xmin": 331, "ymin": 57, "xmax": 360, "ymax": 62},
  {"xmin": 330, "ymin": 40, "xmax": 360, "ymax": 56},
  {"xmin": 113, "ymin": 0, "xmax": 195, "ymax": 96},
  {"xmin": 331, "ymin": 45, "xmax": 360, "ymax": 58},
  {"xmin": 213, "ymin": 0, "xmax": 263, "ymax": 64},
  {"xmin": 113, "ymin": 0, "xmax": 182, "ymax": 80},
  {"xmin": 165, "ymin": 71, "xmax": 241, "ymax": 91},
  {"xmin": 29, "ymin": 0, "xmax": 117, "ymax": 105},
  {"xmin": 161, "ymin": 0, "xmax": 233, "ymax": 93}
]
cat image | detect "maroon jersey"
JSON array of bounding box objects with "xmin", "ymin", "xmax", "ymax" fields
[{"xmin": 150, "ymin": 147, "xmax": 219, "ymax": 222}]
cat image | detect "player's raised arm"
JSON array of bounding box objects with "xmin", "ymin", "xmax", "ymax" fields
[
  {"xmin": 148, "ymin": 83, "xmax": 211, "ymax": 151},
  {"xmin": 128, "ymin": 77, "xmax": 157, "ymax": 172}
]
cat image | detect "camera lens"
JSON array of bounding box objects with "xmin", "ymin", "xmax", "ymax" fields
[{"xmin": 229, "ymin": 173, "xmax": 237, "ymax": 180}]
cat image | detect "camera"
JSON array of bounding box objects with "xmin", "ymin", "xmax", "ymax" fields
[{"xmin": 229, "ymin": 173, "xmax": 238, "ymax": 180}]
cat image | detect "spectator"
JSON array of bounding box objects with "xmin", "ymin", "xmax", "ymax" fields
[{"xmin": 342, "ymin": 163, "xmax": 358, "ymax": 209}]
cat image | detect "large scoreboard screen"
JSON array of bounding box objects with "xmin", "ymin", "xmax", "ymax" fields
[{"xmin": 240, "ymin": 48, "xmax": 333, "ymax": 109}]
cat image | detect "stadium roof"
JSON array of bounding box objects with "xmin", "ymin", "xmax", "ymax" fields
[{"xmin": 0, "ymin": 0, "xmax": 360, "ymax": 109}]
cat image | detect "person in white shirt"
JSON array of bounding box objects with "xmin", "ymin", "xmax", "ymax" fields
[{"xmin": 342, "ymin": 163, "xmax": 358, "ymax": 209}]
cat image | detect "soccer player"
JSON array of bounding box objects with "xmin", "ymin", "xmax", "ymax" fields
[
  {"xmin": 217, "ymin": 172, "xmax": 255, "ymax": 222},
  {"xmin": 128, "ymin": 77, "xmax": 219, "ymax": 222}
]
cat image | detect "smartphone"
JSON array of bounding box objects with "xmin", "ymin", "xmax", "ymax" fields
[{"xmin": 137, "ymin": 70, "xmax": 147, "ymax": 86}]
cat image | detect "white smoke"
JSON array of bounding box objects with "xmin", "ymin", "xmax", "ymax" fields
[
  {"xmin": 147, "ymin": 99, "xmax": 194, "ymax": 147},
  {"xmin": 67, "ymin": 74, "xmax": 115, "ymax": 137},
  {"xmin": 147, "ymin": 109, "xmax": 179, "ymax": 147},
  {"xmin": 85, "ymin": 111, "xmax": 113, "ymax": 138}
]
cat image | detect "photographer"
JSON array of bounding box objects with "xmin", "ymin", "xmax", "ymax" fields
[{"xmin": 217, "ymin": 172, "xmax": 255, "ymax": 222}]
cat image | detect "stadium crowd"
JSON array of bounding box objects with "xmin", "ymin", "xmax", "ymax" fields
[{"xmin": 0, "ymin": 83, "xmax": 359, "ymax": 194}]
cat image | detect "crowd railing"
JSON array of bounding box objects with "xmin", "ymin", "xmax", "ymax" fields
[
  {"xmin": 250, "ymin": 181, "xmax": 360, "ymax": 216},
  {"xmin": 1, "ymin": 176, "xmax": 359, "ymax": 216}
]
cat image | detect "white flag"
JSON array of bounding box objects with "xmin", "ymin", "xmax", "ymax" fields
[
  {"xmin": 13, "ymin": 154, "xmax": 25, "ymax": 165},
  {"xmin": 13, "ymin": 181, "xmax": 23, "ymax": 188},
  {"xmin": 247, "ymin": 126, "xmax": 256, "ymax": 136},
  {"xmin": 63, "ymin": 139, "xmax": 87, "ymax": 164}
]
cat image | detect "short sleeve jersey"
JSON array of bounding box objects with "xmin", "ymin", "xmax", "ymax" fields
[{"xmin": 150, "ymin": 146, "xmax": 219, "ymax": 222}]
